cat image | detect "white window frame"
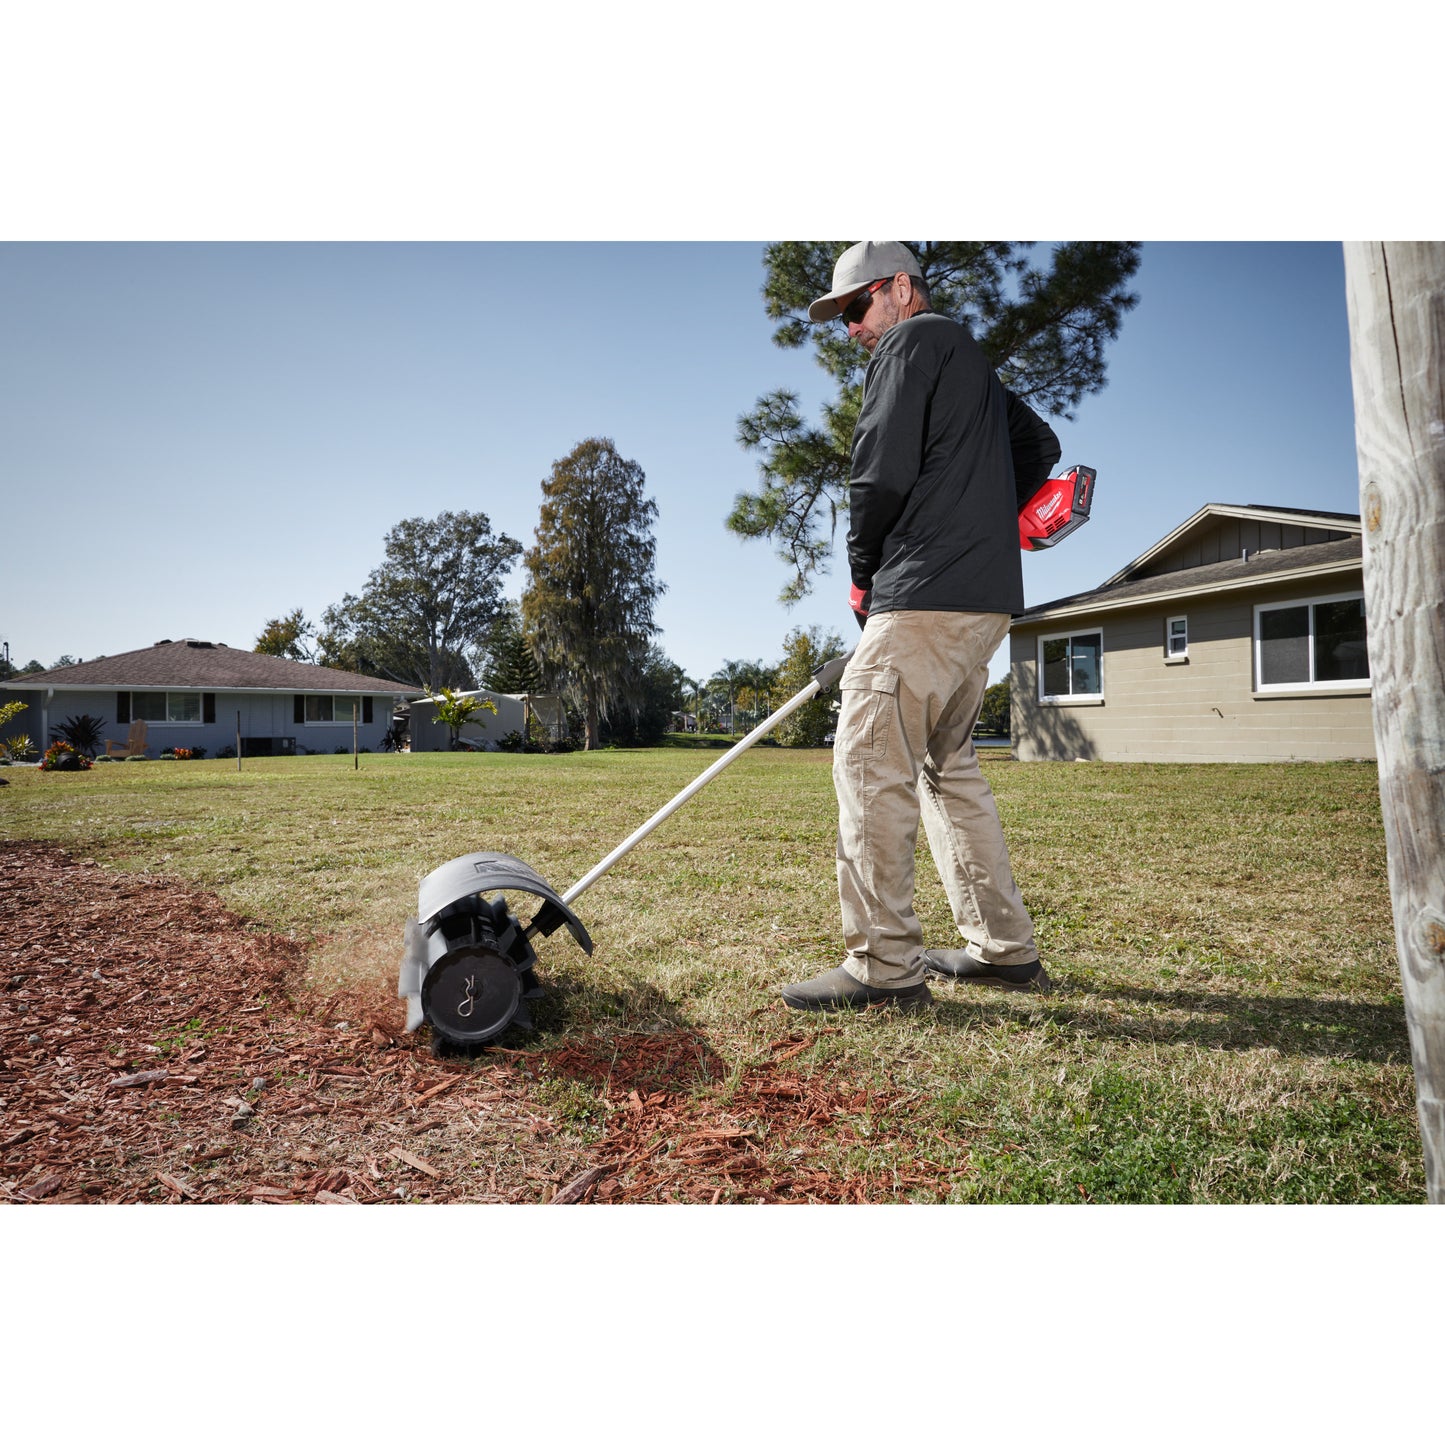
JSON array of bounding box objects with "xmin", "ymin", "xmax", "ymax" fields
[
  {"xmin": 131, "ymin": 690, "xmax": 204, "ymax": 725},
  {"xmin": 1165, "ymin": 615, "xmax": 1189, "ymax": 661},
  {"xmin": 1038, "ymin": 628, "xmax": 1104, "ymax": 704},
  {"xmin": 303, "ymin": 694, "xmax": 363, "ymax": 725},
  {"xmin": 1253, "ymin": 590, "xmax": 1370, "ymax": 693}
]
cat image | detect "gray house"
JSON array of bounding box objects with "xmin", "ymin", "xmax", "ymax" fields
[
  {"xmin": 1, "ymin": 638, "xmax": 410, "ymax": 757},
  {"xmin": 1008, "ymin": 505, "xmax": 1374, "ymax": 763}
]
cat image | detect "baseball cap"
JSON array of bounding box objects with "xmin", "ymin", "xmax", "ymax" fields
[{"xmin": 807, "ymin": 241, "xmax": 923, "ymax": 322}]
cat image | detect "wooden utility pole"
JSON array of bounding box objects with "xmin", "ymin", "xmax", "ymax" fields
[{"xmin": 1343, "ymin": 241, "xmax": 1445, "ymax": 1202}]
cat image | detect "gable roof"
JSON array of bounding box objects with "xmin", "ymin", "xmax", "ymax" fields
[
  {"xmin": 1016, "ymin": 535, "xmax": 1362, "ymax": 625},
  {"xmin": 10, "ymin": 639, "xmax": 411, "ymax": 693},
  {"xmin": 1102, "ymin": 503, "xmax": 1361, "ymax": 587}
]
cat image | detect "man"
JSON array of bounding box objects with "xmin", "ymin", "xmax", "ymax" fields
[{"xmin": 781, "ymin": 241, "xmax": 1058, "ymax": 1012}]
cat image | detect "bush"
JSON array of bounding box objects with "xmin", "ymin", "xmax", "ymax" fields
[
  {"xmin": 94, "ymin": 755, "xmax": 114, "ymax": 763},
  {"xmin": 190, "ymin": 746, "xmax": 207, "ymax": 760},
  {"xmin": 217, "ymin": 745, "xmax": 237, "ymax": 759},
  {"xmin": 125, "ymin": 754, "xmax": 149, "ymax": 762},
  {"xmin": 51, "ymin": 714, "xmax": 107, "ymax": 759},
  {"xmin": 1, "ymin": 733, "xmax": 35, "ymax": 762},
  {"xmin": 40, "ymin": 740, "xmax": 91, "ymax": 772},
  {"xmin": 497, "ymin": 731, "xmax": 525, "ymax": 753}
]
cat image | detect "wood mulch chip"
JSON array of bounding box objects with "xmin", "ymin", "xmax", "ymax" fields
[{"xmin": 2, "ymin": 841, "xmax": 954, "ymax": 1205}]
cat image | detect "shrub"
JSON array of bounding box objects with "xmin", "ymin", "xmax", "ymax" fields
[
  {"xmin": 497, "ymin": 731, "xmax": 525, "ymax": 752},
  {"xmin": 217, "ymin": 745, "xmax": 237, "ymax": 759},
  {"xmin": 125, "ymin": 754, "xmax": 149, "ymax": 762},
  {"xmin": 51, "ymin": 714, "xmax": 107, "ymax": 759},
  {"xmin": 94, "ymin": 755, "xmax": 114, "ymax": 763},
  {"xmin": 41, "ymin": 740, "xmax": 91, "ymax": 772},
  {"xmin": 2, "ymin": 732, "xmax": 35, "ymax": 762},
  {"xmin": 190, "ymin": 746, "xmax": 207, "ymax": 760}
]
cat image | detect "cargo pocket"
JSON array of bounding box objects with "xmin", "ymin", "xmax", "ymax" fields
[{"xmin": 838, "ymin": 666, "xmax": 899, "ymax": 759}]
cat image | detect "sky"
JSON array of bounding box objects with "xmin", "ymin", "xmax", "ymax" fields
[{"xmin": 0, "ymin": 240, "xmax": 1361, "ymax": 689}]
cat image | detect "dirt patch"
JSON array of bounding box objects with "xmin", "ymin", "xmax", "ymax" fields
[{"xmin": 2, "ymin": 842, "xmax": 954, "ymax": 1204}]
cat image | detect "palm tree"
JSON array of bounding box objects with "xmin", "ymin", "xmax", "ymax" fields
[
  {"xmin": 738, "ymin": 660, "xmax": 778, "ymax": 729},
  {"xmin": 708, "ymin": 659, "xmax": 750, "ymax": 735}
]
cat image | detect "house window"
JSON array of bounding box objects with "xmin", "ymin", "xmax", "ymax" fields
[
  {"xmin": 1166, "ymin": 616, "xmax": 1188, "ymax": 658},
  {"xmin": 1255, "ymin": 593, "xmax": 1369, "ymax": 690},
  {"xmin": 131, "ymin": 691, "xmax": 203, "ymax": 723},
  {"xmin": 302, "ymin": 695, "xmax": 362, "ymax": 723},
  {"xmin": 1039, "ymin": 630, "xmax": 1103, "ymax": 702}
]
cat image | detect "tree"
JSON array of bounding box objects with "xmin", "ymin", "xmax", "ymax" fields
[
  {"xmin": 1343, "ymin": 240, "xmax": 1445, "ymax": 1201},
  {"xmin": 431, "ymin": 687, "xmax": 498, "ymax": 750},
  {"xmin": 254, "ymin": 608, "xmax": 317, "ymax": 662},
  {"xmin": 772, "ymin": 625, "xmax": 847, "ymax": 747},
  {"xmin": 522, "ymin": 438, "xmax": 665, "ymax": 751},
  {"xmin": 732, "ymin": 659, "xmax": 777, "ymax": 732},
  {"xmin": 729, "ymin": 241, "xmax": 1142, "ymax": 600},
  {"xmin": 600, "ymin": 644, "xmax": 686, "ymax": 747},
  {"xmin": 318, "ymin": 510, "xmax": 522, "ymax": 693},
  {"xmin": 707, "ymin": 658, "xmax": 751, "ymax": 734},
  {"xmin": 477, "ymin": 601, "xmax": 544, "ymax": 695},
  {"xmin": 51, "ymin": 654, "xmax": 79, "ymax": 670},
  {"xmin": 976, "ymin": 678, "xmax": 1011, "ymax": 737}
]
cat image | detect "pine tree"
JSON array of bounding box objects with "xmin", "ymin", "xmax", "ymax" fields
[
  {"xmin": 522, "ymin": 438, "xmax": 665, "ymax": 750},
  {"xmin": 478, "ymin": 602, "xmax": 544, "ymax": 695},
  {"xmin": 730, "ymin": 241, "xmax": 1142, "ymax": 600}
]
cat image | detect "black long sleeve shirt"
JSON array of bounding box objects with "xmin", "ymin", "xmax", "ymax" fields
[{"xmin": 847, "ymin": 312, "xmax": 1058, "ymax": 617}]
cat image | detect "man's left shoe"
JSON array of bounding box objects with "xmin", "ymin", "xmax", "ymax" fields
[{"xmin": 781, "ymin": 965, "xmax": 932, "ymax": 1013}]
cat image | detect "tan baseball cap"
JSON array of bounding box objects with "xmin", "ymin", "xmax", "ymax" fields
[{"xmin": 807, "ymin": 241, "xmax": 923, "ymax": 322}]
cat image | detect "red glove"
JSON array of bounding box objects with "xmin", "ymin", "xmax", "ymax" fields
[{"xmin": 849, "ymin": 583, "xmax": 872, "ymax": 630}]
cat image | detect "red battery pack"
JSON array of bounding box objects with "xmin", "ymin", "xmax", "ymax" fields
[{"xmin": 1019, "ymin": 464, "xmax": 1096, "ymax": 551}]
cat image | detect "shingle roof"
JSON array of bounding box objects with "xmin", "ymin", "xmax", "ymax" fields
[
  {"xmin": 1017, "ymin": 535, "xmax": 1363, "ymax": 623},
  {"xmin": 11, "ymin": 639, "xmax": 410, "ymax": 693},
  {"xmin": 1103, "ymin": 503, "xmax": 1361, "ymax": 587}
]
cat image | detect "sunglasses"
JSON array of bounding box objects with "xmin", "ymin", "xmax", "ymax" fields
[{"xmin": 839, "ymin": 276, "xmax": 890, "ymax": 327}]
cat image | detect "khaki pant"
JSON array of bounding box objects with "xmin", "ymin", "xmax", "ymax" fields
[{"xmin": 833, "ymin": 610, "xmax": 1037, "ymax": 988}]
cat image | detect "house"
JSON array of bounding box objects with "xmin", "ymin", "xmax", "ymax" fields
[
  {"xmin": 405, "ymin": 690, "xmax": 569, "ymax": 751},
  {"xmin": 0, "ymin": 639, "xmax": 411, "ymax": 757},
  {"xmin": 1008, "ymin": 505, "xmax": 1374, "ymax": 763}
]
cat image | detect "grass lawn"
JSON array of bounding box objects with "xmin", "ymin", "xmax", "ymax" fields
[{"xmin": 0, "ymin": 749, "xmax": 1420, "ymax": 1202}]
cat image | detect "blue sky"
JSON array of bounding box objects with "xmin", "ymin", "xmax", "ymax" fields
[{"xmin": 0, "ymin": 240, "xmax": 1358, "ymax": 688}]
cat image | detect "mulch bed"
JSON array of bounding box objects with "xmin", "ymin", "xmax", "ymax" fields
[{"xmin": 1, "ymin": 841, "xmax": 955, "ymax": 1204}]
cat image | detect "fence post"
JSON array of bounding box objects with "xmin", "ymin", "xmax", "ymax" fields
[{"xmin": 1343, "ymin": 240, "xmax": 1445, "ymax": 1201}]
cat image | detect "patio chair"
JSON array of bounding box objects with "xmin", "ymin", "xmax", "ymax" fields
[{"xmin": 105, "ymin": 720, "xmax": 149, "ymax": 759}]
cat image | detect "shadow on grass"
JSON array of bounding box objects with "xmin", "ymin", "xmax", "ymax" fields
[
  {"xmin": 485, "ymin": 966, "xmax": 700, "ymax": 1053},
  {"xmin": 929, "ymin": 984, "xmax": 1411, "ymax": 1065}
]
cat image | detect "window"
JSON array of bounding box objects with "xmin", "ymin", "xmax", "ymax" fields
[
  {"xmin": 1039, "ymin": 630, "xmax": 1103, "ymax": 702},
  {"xmin": 299, "ymin": 694, "xmax": 367, "ymax": 724},
  {"xmin": 1166, "ymin": 616, "xmax": 1188, "ymax": 658},
  {"xmin": 1254, "ymin": 593, "xmax": 1369, "ymax": 690},
  {"xmin": 131, "ymin": 691, "xmax": 202, "ymax": 723}
]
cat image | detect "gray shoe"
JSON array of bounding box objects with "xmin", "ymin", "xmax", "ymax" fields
[
  {"xmin": 922, "ymin": 950, "xmax": 1052, "ymax": 993},
  {"xmin": 781, "ymin": 964, "xmax": 932, "ymax": 1013}
]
